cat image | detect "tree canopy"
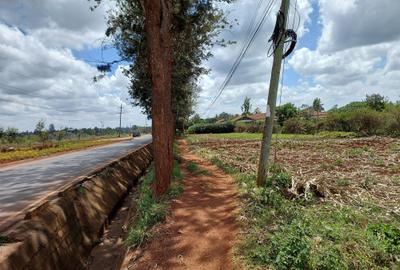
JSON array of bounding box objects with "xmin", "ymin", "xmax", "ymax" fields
[
  {"xmin": 241, "ymin": 96, "xmax": 252, "ymax": 116},
  {"xmin": 276, "ymin": 103, "xmax": 298, "ymax": 125},
  {"xmin": 366, "ymin": 93, "xmax": 387, "ymax": 111},
  {"xmin": 104, "ymin": 0, "xmax": 233, "ymax": 126},
  {"xmin": 312, "ymin": 98, "xmax": 324, "ymax": 112}
]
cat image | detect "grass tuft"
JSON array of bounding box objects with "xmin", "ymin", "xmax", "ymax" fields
[{"xmin": 126, "ymin": 155, "xmax": 183, "ymax": 247}]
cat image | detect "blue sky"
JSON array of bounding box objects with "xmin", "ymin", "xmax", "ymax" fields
[{"xmin": 1, "ymin": 0, "xmax": 400, "ymax": 130}]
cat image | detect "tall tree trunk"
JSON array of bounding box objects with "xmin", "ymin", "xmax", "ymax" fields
[{"xmin": 143, "ymin": 0, "xmax": 174, "ymax": 198}]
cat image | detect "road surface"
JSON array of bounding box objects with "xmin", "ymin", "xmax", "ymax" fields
[{"xmin": 0, "ymin": 135, "xmax": 152, "ymax": 229}]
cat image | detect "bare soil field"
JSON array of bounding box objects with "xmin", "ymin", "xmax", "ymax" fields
[
  {"xmin": 191, "ymin": 136, "xmax": 400, "ymax": 215},
  {"xmin": 189, "ymin": 134, "xmax": 400, "ymax": 269}
]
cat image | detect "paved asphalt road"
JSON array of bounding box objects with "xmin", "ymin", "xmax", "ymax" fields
[{"xmin": 0, "ymin": 135, "xmax": 152, "ymax": 227}]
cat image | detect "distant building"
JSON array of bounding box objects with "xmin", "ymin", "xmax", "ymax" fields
[{"xmin": 232, "ymin": 113, "xmax": 266, "ymax": 123}]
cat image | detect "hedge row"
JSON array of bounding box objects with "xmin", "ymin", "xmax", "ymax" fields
[
  {"xmin": 283, "ymin": 107, "xmax": 400, "ymax": 136},
  {"xmin": 187, "ymin": 122, "xmax": 235, "ymax": 134}
]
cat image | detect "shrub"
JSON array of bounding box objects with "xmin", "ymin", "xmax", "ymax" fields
[
  {"xmin": 282, "ymin": 117, "xmax": 317, "ymax": 134},
  {"xmin": 386, "ymin": 106, "xmax": 400, "ymax": 137},
  {"xmin": 234, "ymin": 122, "xmax": 264, "ymax": 133},
  {"xmin": 187, "ymin": 122, "xmax": 235, "ymax": 134},
  {"xmin": 347, "ymin": 109, "xmax": 385, "ymax": 135}
]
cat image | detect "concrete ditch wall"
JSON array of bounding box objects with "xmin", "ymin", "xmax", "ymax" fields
[{"xmin": 0, "ymin": 143, "xmax": 152, "ymax": 270}]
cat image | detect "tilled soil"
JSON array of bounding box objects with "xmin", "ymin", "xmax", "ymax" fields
[
  {"xmin": 122, "ymin": 140, "xmax": 239, "ymax": 270},
  {"xmin": 191, "ymin": 137, "xmax": 400, "ymax": 215}
]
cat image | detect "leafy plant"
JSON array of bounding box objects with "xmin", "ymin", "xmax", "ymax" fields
[
  {"xmin": 337, "ymin": 178, "xmax": 351, "ymax": 187},
  {"xmin": 270, "ymin": 221, "xmax": 311, "ymax": 270},
  {"xmin": 362, "ymin": 176, "xmax": 377, "ymax": 190}
]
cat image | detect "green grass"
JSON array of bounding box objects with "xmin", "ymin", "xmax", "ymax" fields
[
  {"xmin": 195, "ymin": 148, "xmax": 400, "ymax": 270},
  {"xmin": 0, "ymin": 139, "xmax": 125, "ymax": 163},
  {"xmin": 186, "ymin": 160, "xmax": 211, "ymax": 176},
  {"xmin": 187, "ymin": 131, "xmax": 356, "ymax": 142},
  {"xmin": 337, "ymin": 178, "xmax": 351, "ymax": 186},
  {"xmin": 125, "ymin": 160, "xmax": 183, "ymax": 247}
]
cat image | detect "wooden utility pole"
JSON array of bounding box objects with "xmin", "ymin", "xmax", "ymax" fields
[
  {"xmin": 118, "ymin": 104, "xmax": 122, "ymax": 137},
  {"xmin": 257, "ymin": 0, "xmax": 290, "ymax": 186}
]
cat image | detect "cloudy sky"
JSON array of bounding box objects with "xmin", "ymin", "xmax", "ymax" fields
[{"xmin": 0, "ymin": 0, "xmax": 399, "ymax": 131}]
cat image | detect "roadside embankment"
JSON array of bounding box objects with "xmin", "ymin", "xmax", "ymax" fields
[{"xmin": 0, "ymin": 143, "xmax": 152, "ymax": 270}]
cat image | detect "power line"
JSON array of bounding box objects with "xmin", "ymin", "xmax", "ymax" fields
[{"xmin": 203, "ymin": 0, "xmax": 277, "ymax": 116}]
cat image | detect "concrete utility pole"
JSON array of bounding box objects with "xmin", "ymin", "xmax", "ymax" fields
[
  {"xmin": 257, "ymin": 0, "xmax": 290, "ymax": 186},
  {"xmin": 118, "ymin": 104, "xmax": 122, "ymax": 137}
]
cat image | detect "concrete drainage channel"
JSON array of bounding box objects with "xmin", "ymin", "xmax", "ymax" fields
[{"xmin": 0, "ymin": 143, "xmax": 153, "ymax": 270}]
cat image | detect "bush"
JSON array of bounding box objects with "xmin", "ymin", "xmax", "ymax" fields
[
  {"xmin": 386, "ymin": 106, "xmax": 400, "ymax": 136},
  {"xmin": 347, "ymin": 109, "xmax": 385, "ymax": 135},
  {"xmin": 234, "ymin": 122, "xmax": 264, "ymax": 133},
  {"xmin": 187, "ymin": 122, "xmax": 235, "ymax": 134},
  {"xmin": 282, "ymin": 117, "xmax": 317, "ymax": 134}
]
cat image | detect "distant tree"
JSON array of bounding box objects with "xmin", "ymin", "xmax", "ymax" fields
[
  {"xmin": 366, "ymin": 93, "xmax": 387, "ymax": 111},
  {"xmin": 254, "ymin": 107, "xmax": 262, "ymax": 114},
  {"xmin": 0, "ymin": 127, "xmax": 4, "ymax": 139},
  {"xmin": 57, "ymin": 130, "xmax": 66, "ymax": 142},
  {"xmin": 276, "ymin": 103, "xmax": 299, "ymax": 126},
  {"xmin": 35, "ymin": 120, "xmax": 48, "ymax": 145},
  {"xmin": 5, "ymin": 127, "xmax": 18, "ymax": 143},
  {"xmin": 312, "ymin": 98, "xmax": 324, "ymax": 112},
  {"xmin": 48, "ymin": 123, "xmax": 56, "ymax": 133},
  {"xmin": 241, "ymin": 96, "xmax": 252, "ymax": 116},
  {"xmin": 189, "ymin": 113, "xmax": 203, "ymax": 126}
]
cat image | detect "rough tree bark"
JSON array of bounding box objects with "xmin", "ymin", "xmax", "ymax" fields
[{"xmin": 142, "ymin": 0, "xmax": 174, "ymax": 198}]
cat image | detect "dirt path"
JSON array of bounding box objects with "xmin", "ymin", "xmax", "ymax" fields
[{"xmin": 123, "ymin": 140, "xmax": 239, "ymax": 270}]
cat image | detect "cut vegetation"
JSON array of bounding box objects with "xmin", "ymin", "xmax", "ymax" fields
[{"xmin": 188, "ymin": 133, "xmax": 400, "ymax": 269}]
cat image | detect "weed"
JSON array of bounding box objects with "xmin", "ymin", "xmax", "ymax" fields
[
  {"xmin": 126, "ymin": 160, "xmax": 183, "ymax": 247},
  {"xmin": 374, "ymin": 158, "xmax": 386, "ymax": 167},
  {"xmin": 362, "ymin": 176, "xmax": 377, "ymax": 190},
  {"xmin": 334, "ymin": 159, "xmax": 344, "ymax": 166},
  {"xmin": 172, "ymin": 160, "xmax": 183, "ymax": 180},
  {"xmin": 389, "ymin": 164, "xmax": 400, "ymax": 174},
  {"xmin": 311, "ymin": 246, "xmax": 347, "ymax": 270},
  {"xmin": 320, "ymin": 163, "xmax": 335, "ymax": 171},
  {"xmin": 337, "ymin": 178, "xmax": 351, "ymax": 186},
  {"xmin": 271, "ymin": 171, "xmax": 292, "ymax": 189},
  {"xmin": 76, "ymin": 184, "xmax": 86, "ymax": 194},
  {"xmin": 168, "ymin": 182, "xmax": 184, "ymax": 198},
  {"xmin": 346, "ymin": 148, "xmax": 364, "ymax": 158},
  {"xmin": 270, "ymin": 220, "xmax": 311, "ymax": 270},
  {"xmin": 367, "ymin": 223, "xmax": 400, "ymax": 265},
  {"xmin": 392, "ymin": 176, "xmax": 400, "ymax": 186},
  {"xmin": 186, "ymin": 161, "xmax": 199, "ymax": 173}
]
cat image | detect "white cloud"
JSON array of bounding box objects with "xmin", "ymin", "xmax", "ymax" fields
[
  {"xmin": 199, "ymin": 0, "xmax": 313, "ymax": 117},
  {"xmin": 318, "ymin": 0, "xmax": 400, "ymax": 53},
  {"xmin": 286, "ymin": 0, "xmax": 400, "ymax": 109},
  {"xmin": 0, "ymin": 23, "xmax": 146, "ymax": 131},
  {"xmin": 0, "ymin": 0, "xmax": 111, "ymax": 49}
]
